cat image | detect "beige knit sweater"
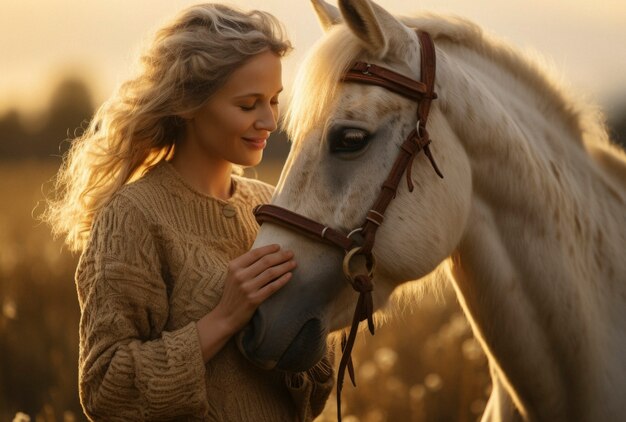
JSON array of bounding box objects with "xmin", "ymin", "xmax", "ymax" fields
[{"xmin": 76, "ymin": 161, "xmax": 334, "ymax": 421}]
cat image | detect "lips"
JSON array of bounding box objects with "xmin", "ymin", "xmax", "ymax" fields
[{"xmin": 242, "ymin": 137, "xmax": 268, "ymax": 150}]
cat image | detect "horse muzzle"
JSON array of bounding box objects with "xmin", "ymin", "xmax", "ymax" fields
[
  {"xmin": 239, "ymin": 224, "xmax": 344, "ymax": 371},
  {"xmin": 237, "ymin": 310, "xmax": 327, "ymax": 372}
]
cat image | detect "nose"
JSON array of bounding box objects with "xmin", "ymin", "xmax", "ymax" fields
[
  {"xmin": 238, "ymin": 311, "xmax": 274, "ymax": 369},
  {"xmin": 254, "ymin": 103, "xmax": 277, "ymax": 133},
  {"xmin": 238, "ymin": 310, "xmax": 327, "ymax": 372}
]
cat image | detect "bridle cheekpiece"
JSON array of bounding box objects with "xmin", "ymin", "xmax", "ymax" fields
[{"xmin": 253, "ymin": 30, "xmax": 442, "ymax": 421}]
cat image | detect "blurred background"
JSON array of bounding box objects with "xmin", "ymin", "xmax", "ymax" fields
[{"xmin": 1, "ymin": 1, "xmax": 624, "ymax": 421}]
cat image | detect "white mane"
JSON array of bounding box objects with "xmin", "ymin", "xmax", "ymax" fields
[
  {"xmin": 286, "ymin": 13, "xmax": 622, "ymax": 156},
  {"xmin": 251, "ymin": 4, "xmax": 626, "ymax": 419}
]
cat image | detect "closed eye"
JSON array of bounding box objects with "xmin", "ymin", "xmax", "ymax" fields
[
  {"xmin": 239, "ymin": 99, "xmax": 279, "ymax": 112},
  {"xmin": 329, "ymin": 127, "xmax": 370, "ymax": 154}
]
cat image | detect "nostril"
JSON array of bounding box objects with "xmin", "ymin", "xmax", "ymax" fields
[{"xmin": 238, "ymin": 311, "xmax": 265, "ymax": 356}]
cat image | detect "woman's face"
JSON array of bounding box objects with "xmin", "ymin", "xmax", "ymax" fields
[{"xmin": 183, "ymin": 50, "xmax": 283, "ymax": 167}]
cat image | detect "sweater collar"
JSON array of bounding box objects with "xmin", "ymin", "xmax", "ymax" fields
[{"xmin": 158, "ymin": 160, "xmax": 243, "ymax": 205}]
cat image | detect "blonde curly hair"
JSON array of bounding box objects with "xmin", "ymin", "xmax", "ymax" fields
[{"xmin": 43, "ymin": 3, "xmax": 292, "ymax": 252}]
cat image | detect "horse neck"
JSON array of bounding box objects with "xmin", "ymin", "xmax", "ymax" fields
[{"xmin": 439, "ymin": 44, "xmax": 626, "ymax": 419}]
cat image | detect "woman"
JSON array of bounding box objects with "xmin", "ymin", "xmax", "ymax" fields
[{"xmin": 44, "ymin": 4, "xmax": 334, "ymax": 421}]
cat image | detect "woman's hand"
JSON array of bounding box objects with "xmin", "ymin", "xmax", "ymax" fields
[
  {"xmin": 196, "ymin": 244, "xmax": 295, "ymax": 362},
  {"xmin": 216, "ymin": 243, "xmax": 295, "ymax": 331}
]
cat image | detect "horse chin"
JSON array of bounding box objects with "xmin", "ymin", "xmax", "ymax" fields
[
  {"xmin": 237, "ymin": 317, "xmax": 327, "ymax": 373},
  {"xmin": 275, "ymin": 318, "xmax": 327, "ymax": 372}
]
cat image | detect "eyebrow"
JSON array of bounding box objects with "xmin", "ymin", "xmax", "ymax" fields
[{"xmin": 233, "ymin": 88, "xmax": 284, "ymax": 99}]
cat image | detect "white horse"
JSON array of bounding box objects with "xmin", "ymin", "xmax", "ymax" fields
[{"xmin": 237, "ymin": 0, "xmax": 626, "ymax": 420}]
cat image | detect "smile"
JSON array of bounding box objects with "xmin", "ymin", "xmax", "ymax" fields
[{"xmin": 242, "ymin": 137, "xmax": 268, "ymax": 150}]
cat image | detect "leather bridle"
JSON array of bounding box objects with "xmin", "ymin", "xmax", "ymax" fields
[{"xmin": 253, "ymin": 30, "xmax": 442, "ymax": 420}]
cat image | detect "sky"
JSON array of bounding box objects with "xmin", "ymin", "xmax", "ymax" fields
[{"xmin": 1, "ymin": 0, "xmax": 625, "ymax": 117}]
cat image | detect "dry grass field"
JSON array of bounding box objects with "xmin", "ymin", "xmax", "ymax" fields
[{"xmin": 0, "ymin": 159, "xmax": 490, "ymax": 421}]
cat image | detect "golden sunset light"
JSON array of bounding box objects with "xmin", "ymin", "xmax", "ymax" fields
[
  {"xmin": 1, "ymin": 0, "xmax": 625, "ymax": 116},
  {"xmin": 1, "ymin": 1, "xmax": 625, "ymax": 421}
]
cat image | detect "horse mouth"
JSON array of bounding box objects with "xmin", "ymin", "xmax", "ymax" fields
[
  {"xmin": 276, "ymin": 318, "xmax": 327, "ymax": 372},
  {"xmin": 238, "ymin": 317, "xmax": 327, "ymax": 373}
]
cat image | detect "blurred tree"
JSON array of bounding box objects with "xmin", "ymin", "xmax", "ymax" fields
[
  {"xmin": 264, "ymin": 129, "xmax": 291, "ymax": 162},
  {"xmin": 41, "ymin": 77, "xmax": 95, "ymax": 158},
  {"xmin": 0, "ymin": 75, "xmax": 624, "ymax": 160},
  {"xmin": 0, "ymin": 76, "xmax": 94, "ymax": 161},
  {"xmin": 0, "ymin": 110, "xmax": 25, "ymax": 159}
]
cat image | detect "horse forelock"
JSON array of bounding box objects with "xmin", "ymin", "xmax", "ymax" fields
[{"xmin": 284, "ymin": 25, "xmax": 363, "ymax": 143}]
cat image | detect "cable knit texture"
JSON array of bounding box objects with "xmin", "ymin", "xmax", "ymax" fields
[{"xmin": 76, "ymin": 161, "xmax": 334, "ymax": 421}]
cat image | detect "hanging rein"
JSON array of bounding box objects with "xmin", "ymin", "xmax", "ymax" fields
[{"xmin": 253, "ymin": 30, "xmax": 442, "ymax": 421}]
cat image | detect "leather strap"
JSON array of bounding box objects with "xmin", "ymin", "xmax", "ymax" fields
[
  {"xmin": 358, "ymin": 30, "xmax": 441, "ymax": 256},
  {"xmin": 252, "ymin": 30, "xmax": 441, "ymax": 422},
  {"xmin": 416, "ymin": 30, "xmax": 437, "ymax": 127},
  {"xmin": 336, "ymin": 274, "xmax": 375, "ymax": 422},
  {"xmin": 342, "ymin": 62, "xmax": 436, "ymax": 102},
  {"xmin": 254, "ymin": 204, "xmax": 354, "ymax": 251}
]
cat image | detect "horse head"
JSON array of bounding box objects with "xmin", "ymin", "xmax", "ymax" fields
[
  {"xmin": 237, "ymin": 0, "xmax": 626, "ymax": 419},
  {"xmin": 237, "ymin": 0, "xmax": 472, "ymax": 372}
]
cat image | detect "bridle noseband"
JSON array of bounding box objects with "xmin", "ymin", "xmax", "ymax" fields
[{"xmin": 253, "ymin": 30, "xmax": 442, "ymax": 421}]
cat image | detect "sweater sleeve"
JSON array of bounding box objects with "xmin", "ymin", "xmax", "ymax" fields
[{"xmin": 76, "ymin": 194, "xmax": 208, "ymax": 421}]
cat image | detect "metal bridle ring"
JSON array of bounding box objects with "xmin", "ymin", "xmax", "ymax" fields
[
  {"xmin": 342, "ymin": 246, "xmax": 376, "ymax": 282},
  {"xmin": 347, "ymin": 227, "xmax": 362, "ymax": 240},
  {"xmin": 416, "ymin": 119, "xmax": 428, "ymax": 139}
]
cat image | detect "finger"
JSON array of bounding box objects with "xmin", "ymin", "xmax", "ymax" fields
[
  {"xmin": 252, "ymin": 272, "xmax": 292, "ymax": 303},
  {"xmin": 230, "ymin": 244, "xmax": 280, "ymax": 269},
  {"xmin": 249, "ymin": 259, "xmax": 297, "ymax": 289},
  {"xmin": 242, "ymin": 249, "xmax": 294, "ymax": 280}
]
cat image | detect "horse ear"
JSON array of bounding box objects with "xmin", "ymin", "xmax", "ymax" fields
[
  {"xmin": 338, "ymin": 0, "xmax": 410, "ymax": 58},
  {"xmin": 311, "ymin": 0, "xmax": 342, "ymax": 32}
]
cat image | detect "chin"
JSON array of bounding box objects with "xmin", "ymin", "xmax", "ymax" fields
[{"xmin": 238, "ymin": 154, "xmax": 263, "ymax": 168}]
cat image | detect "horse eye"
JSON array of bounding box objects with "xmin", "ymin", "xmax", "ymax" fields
[{"xmin": 329, "ymin": 127, "xmax": 370, "ymax": 153}]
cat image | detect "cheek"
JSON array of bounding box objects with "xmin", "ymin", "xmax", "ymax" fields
[
  {"xmin": 217, "ymin": 111, "xmax": 252, "ymax": 137},
  {"xmin": 197, "ymin": 105, "xmax": 247, "ymax": 137},
  {"xmin": 195, "ymin": 118, "xmax": 218, "ymax": 139},
  {"xmin": 191, "ymin": 108, "xmax": 221, "ymax": 139}
]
